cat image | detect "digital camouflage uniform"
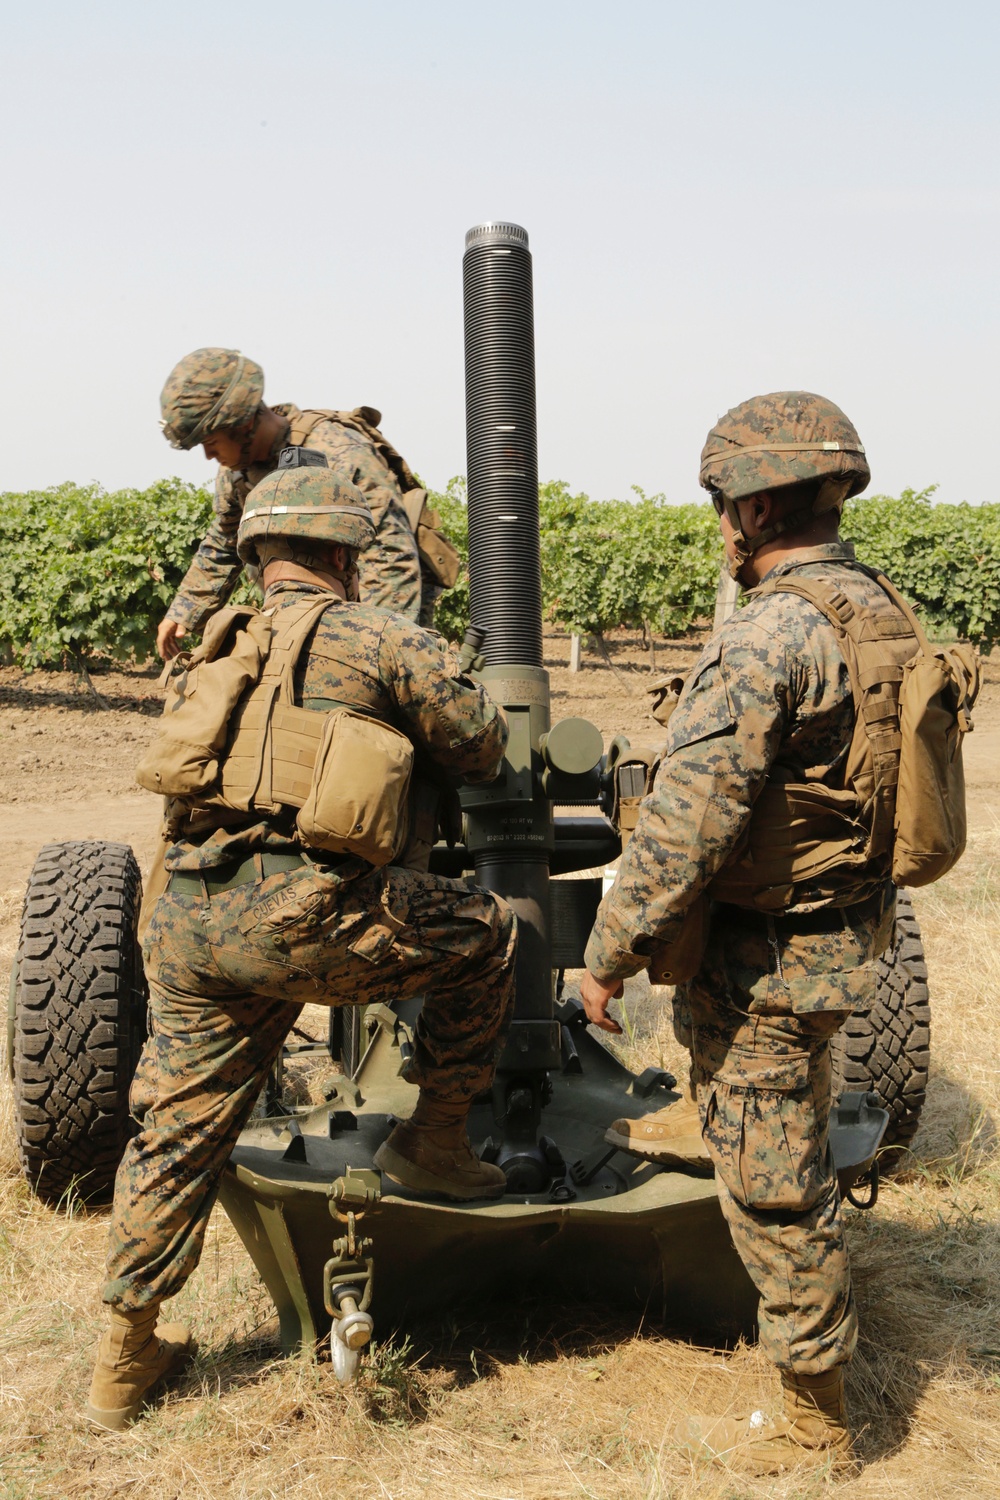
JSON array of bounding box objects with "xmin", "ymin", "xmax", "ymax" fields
[
  {"xmin": 159, "ymin": 349, "xmax": 421, "ymax": 627},
  {"xmin": 104, "ymin": 582, "xmax": 514, "ymax": 1310},
  {"xmin": 166, "ymin": 404, "xmax": 421, "ymax": 630},
  {"xmin": 585, "ymin": 541, "xmax": 896, "ymax": 1376}
]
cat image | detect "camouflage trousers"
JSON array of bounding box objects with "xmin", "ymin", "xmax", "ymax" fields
[
  {"xmin": 360, "ymin": 500, "xmax": 422, "ymax": 623},
  {"xmin": 677, "ymin": 896, "xmax": 891, "ymax": 1374},
  {"xmin": 103, "ymin": 860, "xmax": 516, "ymax": 1310}
]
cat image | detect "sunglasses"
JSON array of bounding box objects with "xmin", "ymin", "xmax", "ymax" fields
[{"xmin": 709, "ymin": 490, "xmax": 725, "ymax": 517}]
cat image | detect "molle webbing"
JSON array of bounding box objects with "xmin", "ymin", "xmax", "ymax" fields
[
  {"xmin": 772, "ymin": 572, "xmax": 916, "ymax": 862},
  {"xmin": 709, "ymin": 567, "xmax": 919, "ymax": 909},
  {"xmin": 219, "ymin": 597, "xmax": 332, "ymax": 812}
]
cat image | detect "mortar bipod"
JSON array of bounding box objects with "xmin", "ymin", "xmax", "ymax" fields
[{"xmin": 325, "ymin": 1168, "xmax": 379, "ymax": 1382}]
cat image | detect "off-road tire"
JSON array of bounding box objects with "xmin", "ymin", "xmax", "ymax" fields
[
  {"xmin": 11, "ymin": 841, "xmax": 148, "ymax": 1205},
  {"xmin": 831, "ymin": 890, "xmax": 930, "ymax": 1151}
]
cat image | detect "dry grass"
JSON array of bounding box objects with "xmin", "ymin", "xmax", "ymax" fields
[{"xmin": 3, "ymin": 835, "xmax": 1000, "ymax": 1495}]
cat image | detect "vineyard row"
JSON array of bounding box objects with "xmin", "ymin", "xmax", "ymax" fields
[{"xmin": 1, "ymin": 478, "xmax": 997, "ymax": 668}]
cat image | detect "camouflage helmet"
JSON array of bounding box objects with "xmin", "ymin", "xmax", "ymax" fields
[
  {"xmin": 159, "ymin": 348, "xmax": 264, "ymax": 450},
  {"xmin": 699, "ymin": 391, "xmax": 870, "ymax": 580},
  {"xmin": 236, "ymin": 457, "xmax": 376, "ymax": 567}
]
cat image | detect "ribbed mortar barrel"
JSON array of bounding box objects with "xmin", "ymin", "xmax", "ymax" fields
[{"xmin": 463, "ymin": 222, "xmax": 541, "ymax": 667}]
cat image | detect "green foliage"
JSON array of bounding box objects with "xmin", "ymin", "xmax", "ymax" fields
[
  {"xmin": 0, "ymin": 479, "xmax": 213, "ymax": 666},
  {"xmin": 425, "ymin": 477, "xmax": 470, "ymax": 642},
  {"xmin": 429, "ymin": 478, "xmax": 723, "ymax": 643},
  {"xmin": 539, "ymin": 482, "xmax": 721, "ymax": 637},
  {"xmin": 434, "ymin": 482, "xmax": 1000, "ymax": 650},
  {"xmin": 3, "ymin": 476, "xmax": 999, "ymax": 664},
  {"xmin": 842, "ymin": 487, "xmax": 1000, "ymax": 649}
]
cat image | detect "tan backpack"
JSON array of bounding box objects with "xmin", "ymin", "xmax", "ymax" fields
[
  {"xmin": 716, "ymin": 567, "xmax": 980, "ymax": 898},
  {"xmin": 288, "ymin": 407, "xmax": 461, "ymax": 589},
  {"xmin": 135, "ymin": 607, "xmax": 273, "ymax": 799},
  {"xmin": 875, "ymin": 574, "xmax": 979, "ymax": 885}
]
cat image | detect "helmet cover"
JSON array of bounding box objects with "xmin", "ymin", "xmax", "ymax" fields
[
  {"xmin": 699, "ymin": 391, "xmax": 870, "ymax": 504},
  {"xmin": 237, "ymin": 465, "xmax": 376, "ymax": 566},
  {"xmin": 159, "ymin": 347, "xmax": 265, "ymax": 450}
]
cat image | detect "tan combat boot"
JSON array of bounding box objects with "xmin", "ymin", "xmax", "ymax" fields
[
  {"xmin": 374, "ymin": 1094, "xmax": 506, "ymax": 1201},
  {"xmin": 605, "ymin": 1079, "xmax": 713, "ymax": 1174},
  {"xmin": 85, "ymin": 1304, "xmax": 192, "ymax": 1432},
  {"xmin": 675, "ymin": 1367, "xmax": 852, "ymax": 1475}
]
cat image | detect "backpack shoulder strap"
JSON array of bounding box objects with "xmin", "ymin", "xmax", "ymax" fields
[
  {"xmin": 755, "ymin": 577, "xmax": 862, "ymax": 723},
  {"xmin": 869, "ymin": 570, "xmax": 934, "ymax": 653},
  {"xmin": 231, "ymin": 596, "xmax": 332, "ymax": 808},
  {"xmin": 285, "ymin": 408, "xmax": 339, "ymax": 446},
  {"xmin": 756, "ymin": 571, "xmax": 917, "ymax": 859},
  {"xmin": 757, "ymin": 572, "xmax": 914, "ymax": 685},
  {"xmin": 259, "ymin": 595, "xmax": 335, "ymax": 698},
  {"xmin": 286, "ymin": 408, "xmax": 424, "ymax": 529},
  {"xmin": 319, "ymin": 407, "xmax": 422, "ymax": 497}
]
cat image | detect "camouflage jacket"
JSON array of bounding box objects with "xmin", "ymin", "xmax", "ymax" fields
[
  {"xmin": 585, "ymin": 541, "xmax": 896, "ymax": 986},
  {"xmin": 166, "ymin": 405, "xmax": 414, "ymax": 632},
  {"xmin": 165, "ymin": 581, "xmax": 506, "ymax": 871}
]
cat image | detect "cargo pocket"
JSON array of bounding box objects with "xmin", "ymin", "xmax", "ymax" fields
[
  {"xmin": 763, "ymin": 905, "xmax": 887, "ymax": 1018},
  {"xmin": 407, "ymin": 882, "xmax": 503, "ymax": 959},
  {"xmin": 235, "ymin": 865, "xmax": 366, "ymax": 971},
  {"xmin": 238, "ymin": 869, "xmax": 330, "ymax": 942},
  {"xmin": 706, "ymin": 1043, "xmax": 829, "ymax": 1212},
  {"xmin": 715, "ymin": 1046, "xmax": 811, "ymax": 1094},
  {"xmin": 347, "ymin": 878, "xmax": 411, "ymax": 966}
]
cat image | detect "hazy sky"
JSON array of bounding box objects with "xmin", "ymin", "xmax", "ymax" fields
[{"xmin": 1, "ymin": 1, "xmax": 996, "ymax": 506}]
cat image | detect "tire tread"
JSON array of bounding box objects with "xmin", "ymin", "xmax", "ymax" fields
[
  {"xmin": 11, "ymin": 842, "xmax": 148, "ymax": 1204},
  {"xmin": 832, "ymin": 890, "xmax": 930, "ymax": 1149}
]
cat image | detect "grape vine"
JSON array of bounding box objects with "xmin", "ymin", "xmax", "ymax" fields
[{"xmin": 1, "ymin": 478, "xmax": 996, "ymax": 667}]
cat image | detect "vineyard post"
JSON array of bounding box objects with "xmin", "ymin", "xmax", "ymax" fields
[{"xmin": 713, "ymin": 566, "xmax": 739, "ymax": 630}]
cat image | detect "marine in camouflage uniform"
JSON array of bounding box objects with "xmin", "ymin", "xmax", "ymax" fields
[
  {"xmin": 86, "ymin": 457, "xmax": 514, "ymax": 1431},
  {"xmin": 583, "ymin": 391, "xmax": 897, "ymax": 1472},
  {"xmin": 158, "ymin": 348, "xmax": 422, "ymax": 639}
]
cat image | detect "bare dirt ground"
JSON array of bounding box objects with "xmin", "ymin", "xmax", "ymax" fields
[{"xmin": 2, "ymin": 631, "xmax": 1000, "ymax": 1499}]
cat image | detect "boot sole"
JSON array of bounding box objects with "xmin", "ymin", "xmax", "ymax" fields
[
  {"xmin": 700, "ymin": 1443, "xmax": 853, "ymax": 1477},
  {"xmin": 85, "ymin": 1399, "xmax": 144, "ymax": 1432},
  {"xmin": 373, "ymin": 1142, "xmax": 506, "ymax": 1201},
  {"xmin": 604, "ymin": 1125, "xmax": 715, "ymax": 1176},
  {"xmin": 681, "ymin": 1442, "xmax": 849, "ymax": 1477}
]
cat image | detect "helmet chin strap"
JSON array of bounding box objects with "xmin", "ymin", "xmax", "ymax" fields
[
  {"xmin": 721, "ymin": 494, "xmax": 753, "ymax": 582},
  {"xmin": 722, "ymin": 478, "xmax": 852, "ymax": 582},
  {"xmin": 338, "ymin": 558, "xmax": 361, "ymax": 601}
]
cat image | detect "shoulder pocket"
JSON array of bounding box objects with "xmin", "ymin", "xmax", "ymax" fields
[{"xmin": 667, "ymin": 643, "xmax": 736, "ymax": 753}]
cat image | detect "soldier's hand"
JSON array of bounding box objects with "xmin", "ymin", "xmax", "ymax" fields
[
  {"xmin": 580, "ymin": 971, "xmax": 624, "ymax": 1033},
  {"xmin": 157, "ymin": 618, "xmax": 187, "ymax": 661}
]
